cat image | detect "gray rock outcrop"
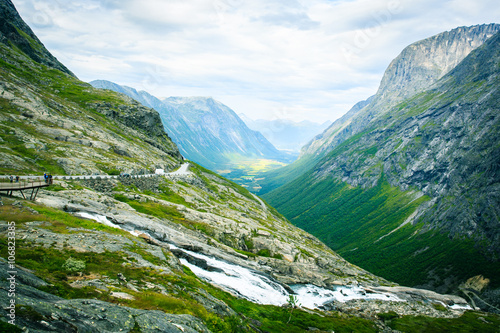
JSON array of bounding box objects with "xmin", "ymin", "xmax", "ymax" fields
[{"xmin": 0, "ymin": 259, "xmax": 210, "ymax": 333}]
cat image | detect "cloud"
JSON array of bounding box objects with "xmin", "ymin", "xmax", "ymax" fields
[{"xmin": 11, "ymin": 0, "xmax": 500, "ymax": 123}]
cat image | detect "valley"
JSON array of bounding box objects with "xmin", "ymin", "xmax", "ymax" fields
[
  {"xmin": 264, "ymin": 24, "xmax": 500, "ymax": 305},
  {"xmin": 1, "ymin": 0, "xmax": 500, "ymax": 332},
  {"xmin": 90, "ymin": 80, "xmax": 297, "ymax": 190}
]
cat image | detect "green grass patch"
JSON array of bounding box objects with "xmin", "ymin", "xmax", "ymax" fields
[
  {"xmin": 388, "ymin": 311, "xmax": 500, "ymax": 333},
  {"xmin": 266, "ymin": 171, "xmax": 500, "ymax": 289},
  {"xmin": 32, "ymin": 205, "xmax": 129, "ymax": 236},
  {"xmin": 234, "ymin": 249, "xmax": 257, "ymax": 257},
  {"xmin": 43, "ymin": 184, "xmax": 66, "ymax": 192},
  {"xmin": 114, "ymin": 194, "xmax": 214, "ymax": 236},
  {"xmin": 154, "ymin": 182, "xmax": 192, "ymax": 207},
  {"xmin": 0, "ymin": 321, "xmax": 22, "ymax": 333},
  {"xmin": 191, "ymin": 162, "xmax": 261, "ymax": 204}
]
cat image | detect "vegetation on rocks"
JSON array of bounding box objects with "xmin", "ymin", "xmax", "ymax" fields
[
  {"xmin": 1, "ymin": 3, "xmax": 499, "ymax": 331},
  {"xmin": 0, "ymin": 41, "xmax": 180, "ymax": 176},
  {"xmin": 0, "ymin": 198, "xmax": 379, "ymax": 332},
  {"xmin": 265, "ymin": 27, "xmax": 500, "ymax": 298}
]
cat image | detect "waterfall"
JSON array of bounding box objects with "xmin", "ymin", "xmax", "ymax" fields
[{"xmin": 79, "ymin": 212, "xmax": 409, "ymax": 308}]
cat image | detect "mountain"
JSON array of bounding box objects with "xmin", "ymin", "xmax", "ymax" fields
[
  {"xmin": 0, "ymin": 0, "xmax": 73, "ymax": 76},
  {"xmin": 0, "ymin": 29, "xmax": 181, "ymax": 174},
  {"xmin": 264, "ymin": 26, "xmax": 500, "ymax": 298},
  {"xmin": 89, "ymin": 80, "xmax": 165, "ymax": 111},
  {"xmin": 258, "ymin": 24, "xmax": 500, "ymax": 195},
  {"xmin": 160, "ymin": 96, "xmax": 294, "ymax": 167},
  {"xmin": 239, "ymin": 115, "xmax": 331, "ymax": 152},
  {"xmin": 2, "ymin": 2, "xmax": 500, "ymax": 331},
  {"xmin": 90, "ymin": 80, "xmax": 293, "ymax": 172}
]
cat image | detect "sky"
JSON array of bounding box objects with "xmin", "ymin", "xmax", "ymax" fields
[{"xmin": 12, "ymin": 0, "xmax": 500, "ymax": 123}]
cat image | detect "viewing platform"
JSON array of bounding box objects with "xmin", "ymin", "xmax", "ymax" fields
[
  {"xmin": 0, "ymin": 180, "xmax": 50, "ymax": 200},
  {"xmin": 0, "ymin": 163, "xmax": 192, "ymax": 201}
]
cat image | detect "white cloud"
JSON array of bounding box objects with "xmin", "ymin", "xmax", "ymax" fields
[{"xmin": 11, "ymin": 0, "xmax": 500, "ymax": 123}]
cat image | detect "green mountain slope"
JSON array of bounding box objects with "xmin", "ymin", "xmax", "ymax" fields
[
  {"xmin": 257, "ymin": 97, "xmax": 373, "ymax": 195},
  {"xmin": 0, "ymin": 40, "xmax": 182, "ymax": 175},
  {"xmin": 1, "ymin": 1, "xmax": 500, "ymax": 331},
  {"xmin": 259, "ymin": 24, "xmax": 500, "ymax": 195},
  {"xmin": 265, "ymin": 31, "xmax": 500, "ymax": 295},
  {"xmin": 0, "ymin": 0, "xmax": 73, "ymax": 76}
]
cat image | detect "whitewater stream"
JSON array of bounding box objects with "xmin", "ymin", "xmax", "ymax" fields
[{"xmin": 78, "ymin": 212, "xmax": 407, "ymax": 308}]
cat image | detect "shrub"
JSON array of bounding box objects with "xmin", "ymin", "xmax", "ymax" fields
[
  {"xmin": 377, "ymin": 311, "xmax": 399, "ymax": 322},
  {"xmin": 62, "ymin": 257, "xmax": 86, "ymax": 272},
  {"xmin": 257, "ymin": 249, "xmax": 271, "ymax": 257}
]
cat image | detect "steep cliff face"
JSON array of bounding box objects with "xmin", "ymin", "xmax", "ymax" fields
[
  {"xmin": 259, "ymin": 24, "xmax": 500, "ymax": 194},
  {"xmin": 0, "ymin": 0, "xmax": 74, "ymax": 76},
  {"xmin": 377, "ymin": 23, "xmax": 500, "ymax": 101},
  {"xmin": 265, "ymin": 29, "xmax": 500, "ymax": 293},
  {"xmin": 307, "ymin": 23, "xmax": 500, "ymax": 160},
  {"xmin": 313, "ymin": 31, "xmax": 500, "ymax": 251},
  {"xmin": 91, "ymin": 81, "xmax": 292, "ymax": 171}
]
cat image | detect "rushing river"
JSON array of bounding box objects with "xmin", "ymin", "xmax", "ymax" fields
[{"xmin": 78, "ymin": 213, "xmax": 407, "ymax": 308}]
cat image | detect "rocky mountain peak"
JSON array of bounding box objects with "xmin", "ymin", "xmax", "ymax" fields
[
  {"xmin": 0, "ymin": 0, "xmax": 74, "ymax": 76},
  {"xmin": 377, "ymin": 23, "xmax": 500, "ymax": 101},
  {"xmin": 164, "ymin": 96, "xmax": 233, "ymax": 120},
  {"xmin": 277, "ymin": 24, "xmax": 500, "ymax": 175}
]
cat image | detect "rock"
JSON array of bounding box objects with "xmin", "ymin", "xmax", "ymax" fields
[
  {"xmin": 138, "ymin": 232, "xmax": 161, "ymax": 245},
  {"xmin": 117, "ymin": 273, "xmax": 127, "ymax": 283},
  {"xmin": 2, "ymin": 255, "xmax": 210, "ymax": 331},
  {"xmin": 112, "ymin": 145, "xmax": 131, "ymax": 157},
  {"xmin": 110, "ymin": 291, "xmax": 135, "ymax": 300},
  {"xmin": 188, "ymin": 288, "xmax": 236, "ymax": 317},
  {"xmin": 370, "ymin": 286, "xmax": 469, "ymax": 307},
  {"xmin": 0, "ymin": 0, "xmax": 74, "ymax": 75},
  {"xmin": 256, "ymin": 230, "xmax": 271, "ymax": 237},
  {"xmin": 460, "ymin": 275, "xmax": 490, "ymax": 292},
  {"xmin": 89, "ymin": 81, "xmax": 288, "ymax": 171},
  {"xmin": 170, "ymin": 249, "xmax": 224, "ymax": 273}
]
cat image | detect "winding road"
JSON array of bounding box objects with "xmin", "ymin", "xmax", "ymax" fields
[
  {"xmin": 1, "ymin": 163, "xmax": 193, "ymax": 182},
  {"xmin": 252, "ymin": 193, "xmax": 268, "ymax": 212}
]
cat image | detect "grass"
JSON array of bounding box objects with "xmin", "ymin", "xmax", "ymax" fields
[
  {"xmin": 191, "ymin": 162, "xmax": 261, "ymax": 204},
  {"xmin": 2, "ymin": 197, "xmax": 500, "ymax": 333},
  {"xmin": 0, "ymin": 320, "xmax": 23, "ymax": 333},
  {"xmin": 31, "ymin": 205, "xmax": 130, "ymax": 236},
  {"xmin": 114, "ymin": 193, "xmax": 214, "ymax": 236},
  {"xmin": 155, "ymin": 181, "xmax": 192, "ymax": 207},
  {"xmin": 223, "ymin": 158, "xmax": 290, "ymax": 191},
  {"xmin": 265, "ymin": 172, "xmax": 500, "ymax": 290},
  {"xmin": 114, "ymin": 193, "xmax": 184, "ymax": 221},
  {"xmin": 388, "ymin": 311, "xmax": 500, "ymax": 332}
]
